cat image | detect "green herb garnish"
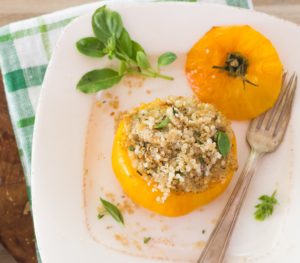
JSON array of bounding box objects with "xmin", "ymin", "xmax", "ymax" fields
[
  {"xmin": 172, "ymin": 107, "xmax": 178, "ymax": 115},
  {"xmin": 254, "ymin": 191, "xmax": 278, "ymax": 221},
  {"xmin": 76, "ymin": 37, "xmax": 106, "ymax": 57},
  {"xmin": 100, "ymin": 198, "xmax": 124, "ymax": 225},
  {"xmin": 154, "ymin": 117, "xmax": 170, "ymax": 129},
  {"xmin": 76, "ymin": 6, "xmax": 176, "ymax": 93},
  {"xmin": 158, "ymin": 52, "xmax": 177, "ymax": 67},
  {"xmin": 175, "ymin": 171, "xmax": 184, "ymax": 177},
  {"xmin": 143, "ymin": 237, "xmax": 151, "ymax": 244},
  {"xmin": 216, "ymin": 131, "xmax": 230, "ymax": 157},
  {"xmin": 199, "ymin": 156, "xmax": 205, "ymax": 164},
  {"xmin": 193, "ymin": 131, "xmax": 201, "ymax": 137},
  {"xmin": 128, "ymin": 145, "xmax": 135, "ymax": 151},
  {"xmin": 97, "ymin": 214, "xmax": 105, "ymax": 219},
  {"xmin": 77, "ymin": 68, "xmax": 122, "ymax": 94}
]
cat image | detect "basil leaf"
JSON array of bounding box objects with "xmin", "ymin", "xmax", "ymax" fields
[
  {"xmin": 106, "ymin": 10, "xmax": 123, "ymax": 38},
  {"xmin": 117, "ymin": 28, "xmax": 133, "ymax": 59},
  {"xmin": 216, "ymin": 131, "xmax": 230, "ymax": 157},
  {"xmin": 136, "ymin": 51, "xmax": 150, "ymax": 69},
  {"xmin": 76, "ymin": 37, "xmax": 106, "ymax": 58},
  {"xmin": 100, "ymin": 198, "xmax": 124, "ymax": 225},
  {"xmin": 92, "ymin": 6, "xmax": 112, "ymax": 44},
  {"xmin": 157, "ymin": 52, "xmax": 177, "ymax": 67},
  {"xmin": 77, "ymin": 68, "xmax": 123, "ymax": 93},
  {"xmin": 131, "ymin": 41, "xmax": 145, "ymax": 61},
  {"xmin": 154, "ymin": 117, "xmax": 170, "ymax": 129}
]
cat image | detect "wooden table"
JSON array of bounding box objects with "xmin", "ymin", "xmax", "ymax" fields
[{"xmin": 0, "ymin": 0, "xmax": 299, "ymax": 262}]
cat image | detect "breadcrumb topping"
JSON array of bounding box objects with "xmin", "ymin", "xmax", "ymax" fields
[{"xmin": 124, "ymin": 96, "xmax": 236, "ymax": 203}]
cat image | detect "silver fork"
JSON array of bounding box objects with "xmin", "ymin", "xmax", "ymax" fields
[{"xmin": 197, "ymin": 73, "xmax": 297, "ymax": 263}]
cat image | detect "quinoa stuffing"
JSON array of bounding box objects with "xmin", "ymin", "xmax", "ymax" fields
[{"xmin": 123, "ymin": 96, "xmax": 237, "ymax": 203}]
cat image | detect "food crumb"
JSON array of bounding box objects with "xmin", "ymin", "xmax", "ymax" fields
[
  {"xmin": 119, "ymin": 199, "xmax": 135, "ymax": 214},
  {"xmin": 210, "ymin": 218, "xmax": 218, "ymax": 224},
  {"xmin": 161, "ymin": 225, "xmax": 169, "ymax": 232},
  {"xmin": 140, "ymin": 227, "xmax": 147, "ymax": 232},
  {"xmin": 105, "ymin": 193, "xmax": 116, "ymax": 202},
  {"xmin": 105, "ymin": 92, "xmax": 113, "ymax": 99},
  {"xmin": 106, "ymin": 225, "xmax": 113, "ymax": 230},
  {"xmin": 96, "ymin": 101, "xmax": 102, "ymax": 108},
  {"xmin": 155, "ymin": 237, "xmax": 175, "ymax": 247},
  {"xmin": 109, "ymin": 99, "xmax": 119, "ymax": 110},
  {"xmin": 115, "ymin": 234, "xmax": 129, "ymax": 246},
  {"xmin": 202, "ymin": 229, "xmax": 206, "ymax": 234},
  {"xmin": 97, "ymin": 205, "xmax": 106, "ymax": 217},
  {"xmin": 195, "ymin": 241, "xmax": 206, "ymax": 248},
  {"xmin": 110, "ymin": 112, "xmax": 115, "ymax": 116},
  {"xmin": 96, "ymin": 100, "xmax": 107, "ymax": 108},
  {"xmin": 98, "ymin": 153, "xmax": 105, "ymax": 160},
  {"xmin": 149, "ymin": 213, "xmax": 156, "ymax": 218},
  {"xmin": 134, "ymin": 240, "xmax": 142, "ymax": 250},
  {"xmin": 146, "ymin": 89, "xmax": 152, "ymax": 95},
  {"xmin": 97, "ymin": 92, "xmax": 119, "ymax": 111},
  {"xmin": 123, "ymin": 75, "xmax": 145, "ymax": 88}
]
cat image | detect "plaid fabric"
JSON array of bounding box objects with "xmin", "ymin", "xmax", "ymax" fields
[{"xmin": 0, "ymin": 0, "xmax": 251, "ymax": 260}]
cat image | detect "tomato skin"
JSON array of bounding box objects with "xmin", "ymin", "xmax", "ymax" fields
[
  {"xmin": 112, "ymin": 116, "xmax": 237, "ymax": 217},
  {"xmin": 185, "ymin": 25, "xmax": 283, "ymax": 120}
]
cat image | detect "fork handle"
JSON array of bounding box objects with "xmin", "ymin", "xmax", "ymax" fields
[{"xmin": 197, "ymin": 150, "xmax": 263, "ymax": 263}]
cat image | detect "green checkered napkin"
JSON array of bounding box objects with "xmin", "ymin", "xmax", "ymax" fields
[{"xmin": 0, "ymin": 0, "xmax": 251, "ymax": 259}]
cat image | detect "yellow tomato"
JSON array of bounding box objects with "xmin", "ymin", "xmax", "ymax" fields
[
  {"xmin": 112, "ymin": 104, "xmax": 237, "ymax": 217},
  {"xmin": 185, "ymin": 25, "xmax": 283, "ymax": 120}
]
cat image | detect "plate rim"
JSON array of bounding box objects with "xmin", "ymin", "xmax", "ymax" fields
[{"xmin": 31, "ymin": 2, "xmax": 300, "ymax": 263}]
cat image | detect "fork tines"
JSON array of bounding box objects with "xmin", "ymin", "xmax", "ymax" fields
[{"xmin": 250, "ymin": 72, "xmax": 297, "ymax": 137}]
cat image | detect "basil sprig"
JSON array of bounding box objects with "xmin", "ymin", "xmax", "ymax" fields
[{"xmin": 76, "ymin": 6, "xmax": 177, "ymax": 93}]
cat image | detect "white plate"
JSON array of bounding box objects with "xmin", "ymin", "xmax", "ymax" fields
[{"xmin": 32, "ymin": 2, "xmax": 300, "ymax": 263}]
